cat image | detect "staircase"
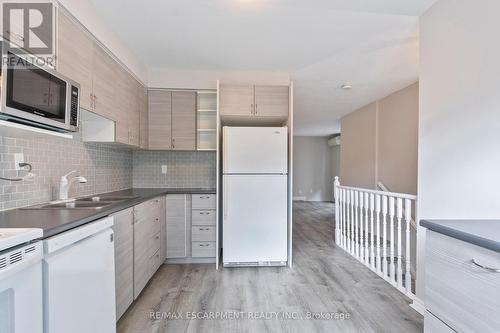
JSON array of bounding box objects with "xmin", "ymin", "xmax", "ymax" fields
[{"xmin": 333, "ymin": 177, "xmax": 417, "ymax": 298}]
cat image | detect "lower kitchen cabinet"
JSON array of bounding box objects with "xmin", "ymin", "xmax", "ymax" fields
[
  {"xmin": 133, "ymin": 197, "xmax": 166, "ymax": 299},
  {"xmin": 111, "ymin": 196, "xmax": 166, "ymax": 321},
  {"xmin": 111, "ymin": 208, "xmax": 134, "ymax": 320},
  {"xmin": 166, "ymin": 194, "xmax": 216, "ymax": 261},
  {"xmin": 166, "ymin": 194, "xmax": 189, "ymax": 258}
]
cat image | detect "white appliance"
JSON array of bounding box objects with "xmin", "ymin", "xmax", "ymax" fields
[
  {"xmin": 0, "ymin": 228, "xmax": 43, "ymax": 333},
  {"xmin": 223, "ymin": 126, "xmax": 288, "ymax": 266},
  {"xmin": 43, "ymin": 217, "xmax": 116, "ymax": 333}
]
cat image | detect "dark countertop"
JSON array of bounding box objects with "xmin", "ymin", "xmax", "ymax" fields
[
  {"xmin": 0, "ymin": 188, "xmax": 216, "ymax": 239},
  {"xmin": 420, "ymin": 219, "xmax": 500, "ymax": 253}
]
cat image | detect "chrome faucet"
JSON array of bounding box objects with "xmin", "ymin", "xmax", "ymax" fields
[{"xmin": 59, "ymin": 170, "xmax": 87, "ymax": 200}]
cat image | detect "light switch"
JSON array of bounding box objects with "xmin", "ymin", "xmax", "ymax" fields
[{"xmin": 161, "ymin": 165, "xmax": 168, "ymax": 174}]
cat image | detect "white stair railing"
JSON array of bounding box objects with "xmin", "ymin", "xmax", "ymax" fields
[{"xmin": 334, "ymin": 177, "xmax": 417, "ymax": 298}]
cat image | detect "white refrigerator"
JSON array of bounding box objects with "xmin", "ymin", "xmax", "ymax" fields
[{"xmin": 223, "ymin": 126, "xmax": 288, "ymax": 266}]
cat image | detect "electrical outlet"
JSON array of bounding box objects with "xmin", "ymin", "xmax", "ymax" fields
[
  {"xmin": 14, "ymin": 153, "xmax": 24, "ymax": 170},
  {"xmin": 161, "ymin": 165, "xmax": 168, "ymax": 174}
]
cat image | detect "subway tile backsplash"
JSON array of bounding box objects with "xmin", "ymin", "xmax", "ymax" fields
[
  {"xmin": 0, "ymin": 133, "xmax": 216, "ymax": 211},
  {"xmin": 0, "ymin": 134, "xmax": 133, "ymax": 211},
  {"xmin": 133, "ymin": 150, "xmax": 216, "ymax": 189}
]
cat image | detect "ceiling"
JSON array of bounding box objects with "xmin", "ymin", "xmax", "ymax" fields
[{"xmin": 89, "ymin": 0, "xmax": 436, "ymax": 136}]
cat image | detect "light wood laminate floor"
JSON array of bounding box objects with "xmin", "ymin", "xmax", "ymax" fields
[{"xmin": 118, "ymin": 201, "xmax": 423, "ymax": 333}]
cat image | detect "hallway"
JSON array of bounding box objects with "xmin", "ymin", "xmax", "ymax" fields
[{"xmin": 118, "ymin": 202, "xmax": 422, "ymax": 333}]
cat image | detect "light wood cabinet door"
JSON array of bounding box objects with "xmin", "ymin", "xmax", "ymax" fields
[
  {"xmin": 159, "ymin": 196, "xmax": 167, "ymax": 263},
  {"xmin": 139, "ymin": 86, "xmax": 148, "ymax": 149},
  {"xmin": 92, "ymin": 45, "xmax": 117, "ymax": 120},
  {"xmin": 57, "ymin": 10, "xmax": 93, "ymax": 111},
  {"xmin": 148, "ymin": 90, "xmax": 172, "ymax": 149},
  {"xmin": 111, "ymin": 208, "xmax": 134, "ymax": 320},
  {"xmin": 133, "ymin": 212, "xmax": 154, "ymax": 299},
  {"xmin": 254, "ymin": 85, "xmax": 289, "ymax": 118},
  {"xmin": 172, "ymin": 91, "xmax": 196, "ymax": 150},
  {"xmin": 128, "ymin": 79, "xmax": 141, "ymax": 147},
  {"xmin": 166, "ymin": 195, "xmax": 187, "ymax": 258},
  {"xmin": 114, "ymin": 65, "xmax": 131, "ymax": 144},
  {"xmin": 219, "ymin": 84, "xmax": 254, "ymax": 116}
]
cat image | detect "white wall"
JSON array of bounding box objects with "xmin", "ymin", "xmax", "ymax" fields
[
  {"xmin": 293, "ymin": 136, "xmax": 337, "ymax": 202},
  {"xmin": 56, "ymin": 0, "xmax": 148, "ymax": 83},
  {"xmin": 417, "ymin": 0, "xmax": 500, "ymax": 302},
  {"xmin": 148, "ymin": 68, "xmax": 290, "ymax": 89}
]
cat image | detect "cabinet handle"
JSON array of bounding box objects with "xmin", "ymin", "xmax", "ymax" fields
[
  {"xmin": 172, "ymin": 138, "xmax": 175, "ymax": 149},
  {"xmin": 251, "ymin": 104, "xmax": 254, "ymax": 115},
  {"xmin": 255, "ymin": 104, "xmax": 257, "ymax": 115},
  {"xmin": 472, "ymin": 259, "xmax": 500, "ymax": 273},
  {"xmin": 155, "ymin": 218, "xmax": 159, "ymax": 222},
  {"xmin": 156, "ymin": 235, "xmax": 160, "ymax": 240}
]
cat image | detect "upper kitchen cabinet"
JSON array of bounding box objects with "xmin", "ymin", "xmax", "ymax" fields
[
  {"xmin": 114, "ymin": 64, "xmax": 140, "ymax": 147},
  {"xmin": 219, "ymin": 84, "xmax": 289, "ymax": 125},
  {"xmin": 148, "ymin": 90, "xmax": 197, "ymax": 151},
  {"xmin": 92, "ymin": 45, "xmax": 118, "ymax": 121},
  {"xmin": 219, "ymin": 84, "xmax": 254, "ymax": 116},
  {"xmin": 172, "ymin": 91, "xmax": 196, "ymax": 150},
  {"xmin": 139, "ymin": 84, "xmax": 149, "ymax": 149},
  {"xmin": 148, "ymin": 90, "xmax": 172, "ymax": 150},
  {"xmin": 254, "ymin": 85, "xmax": 289, "ymax": 118},
  {"xmin": 57, "ymin": 10, "xmax": 93, "ymax": 111}
]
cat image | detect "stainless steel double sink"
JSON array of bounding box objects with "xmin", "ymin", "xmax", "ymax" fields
[{"xmin": 23, "ymin": 196, "xmax": 138, "ymax": 210}]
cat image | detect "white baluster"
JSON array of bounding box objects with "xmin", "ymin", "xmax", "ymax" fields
[
  {"xmin": 396, "ymin": 198, "xmax": 403, "ymax": 289},
  {"xmin": 354, "ymin": 191, "xmax": 359, "ymax": 259},
  {"xmin": 350, "ymin": 190, "xmax": 355, "ymax": 255},
  {"xmin": 382, "ymin": 195, "xmax": 388, "ymax": 278},
  {"xmin": 342, "ymin": 190, "xmax": 346, "ymax": 250},
  {"xmin": 404, "ymin": 198, "xmax": 412, "ymax": 294},
  {"xmin": 346, "ymin": 190, "xmax": 351, "ymax": 253},
  {"xmin": 334, "ymin": 178, "xmax": 340, "ymax": 245},
  {"xmin": 369, "ymin": 193, "xmax": 375, "ymax": 270},
  {"xmin": 364, "ymin": 193, "xmax": 369, "ymax": 266},
  {"xmin": 375, "ymin": 194, "xmax": 381, "ymax": 274},
  {"xmin": 359, "ymin": 193, "xmax": 364, "ymax": 261},
  {"xmin": 342, "ymin": 189, "xmax": 346, "ymax": 249},
  {"xmin": 389, "ymin": 196, "xmax": 395, "ymax": 284}
]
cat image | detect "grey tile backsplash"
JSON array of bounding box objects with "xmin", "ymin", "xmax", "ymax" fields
[
  {"xmin": 0, "ymin": 133, "xmax": 133, "ymax": 211},
  {"xmin": 133, "ymin": 150, "xmax": 216, "ymax": 189},
  {"xmin": 0, "ymin": 133, "xmax": 215, "ymax": 211}
]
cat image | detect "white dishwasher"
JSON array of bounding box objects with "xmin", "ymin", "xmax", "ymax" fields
[{"xmin": 43, "ymin": 217, "xmax": 116, "ymax": 333}]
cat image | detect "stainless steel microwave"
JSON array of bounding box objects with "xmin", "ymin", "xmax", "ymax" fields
[{"xmin": 0, "ymin": 50, "xmax": 80, "ymax": 132}]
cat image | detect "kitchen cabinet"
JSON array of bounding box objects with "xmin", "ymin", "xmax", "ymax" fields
[
  {"xmin": 148, "ymin": 90, "xmax": 172, "ymax": 150},
  {"xmin": 91, "ymin": 45, "xmax": 117, "ymax": 121},
  {"xmin": 219, "ymin": 84, "xmax": 254, "ymax": 116},
  {"xmin": 172, "ymin": 91, "xmax": 196, "ymax": 150},
  {"xmin": 133, "ymin": 197, "xmax": 165, "ymax": 299},
  {"xmin": 425, "ymin": 230, "xmax": 500, "ymax": 332},
  {"xmin": 148, "ymin": 90, "xmax": 197, "ymax": 151},
  {"xmin": 139, "ymin": 85, "xmax": 149, "ymax": 149},
  {"xmin": 219, "ymin": 84, "xmax": 289, "ymax": 121},
  {"xmin": 58, "ymin": 8, "xmax": 146, "ymax": 147},
  {"xmin": 111, "ymin": 208, "xmax": 134, "ymax": 320},
  {"xmin": 114, "ymin": 65, "xmax": 140, "ymax": 146},
  {"xmin": 254, "ymin": 85, "xmax": 289, "ymax": 118},
  {"xmin": 191, "ymin": 194, "xmax": 216, "ymax": 258},
  {"xmin": 56, "ymin": 10, "xmax": 93, "ymax": 111},
  {"xmin": 166, "ymin": 194, "xmax": 189, "ymax": 258}
]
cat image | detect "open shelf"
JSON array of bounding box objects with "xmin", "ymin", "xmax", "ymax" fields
[{"xmin": 196, "ymin": 90, "xmax": 217, "ymax": 151}]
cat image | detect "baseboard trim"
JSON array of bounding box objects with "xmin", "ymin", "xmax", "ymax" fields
[
  {"xmin": 293, "ymin": 196, "xmax": 306, "ymax": 201},
  {"xmin": 166, "ymin": 257, "xmax": 216, "ymax": 264},
  {"xmin": 410, "ymin": 297, "xmax": 425, "ymax": 315}
]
